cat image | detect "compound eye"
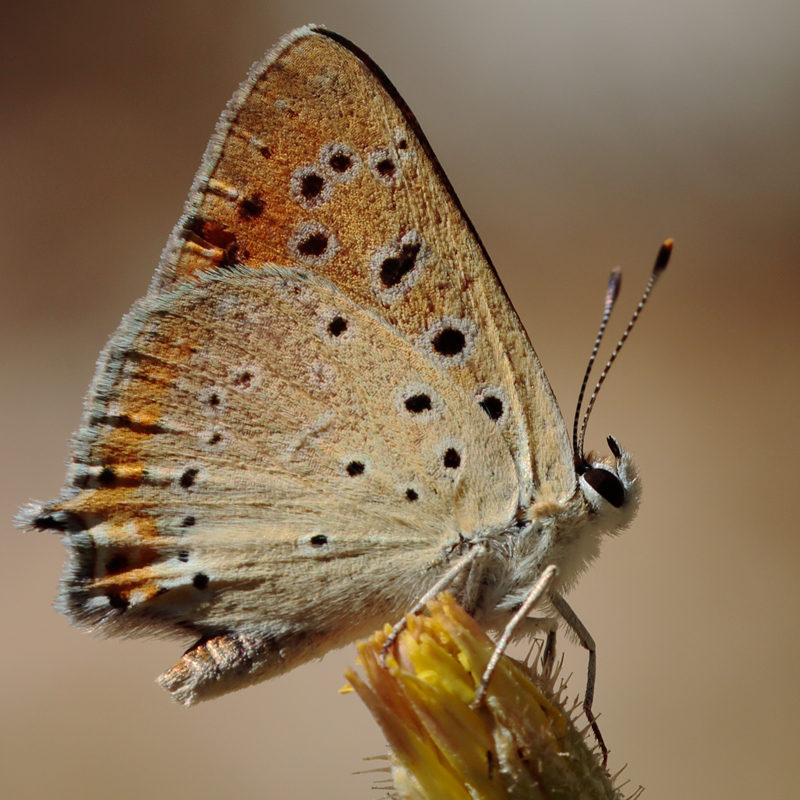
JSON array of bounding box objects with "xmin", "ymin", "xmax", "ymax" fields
[{"xmin": 583, "ymin": 468, "xmax": 625, "ymax": 508}]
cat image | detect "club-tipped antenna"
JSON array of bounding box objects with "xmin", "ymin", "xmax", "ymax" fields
[
  {"xmin": 576, "ymin": 239, "xmax": 673, "ymax": 458},
  {"xmin": 572, "ymin": 267, "xmax": 622, "ymax": 463}
]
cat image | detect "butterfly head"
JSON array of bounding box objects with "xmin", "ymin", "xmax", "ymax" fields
[
  {"xmin": 570, "ymin": 241, "xmax": 671, "ymax": 523},
  {"xmin": 577, "ymin": 435, "xmax": 641, "ymax": 525}
]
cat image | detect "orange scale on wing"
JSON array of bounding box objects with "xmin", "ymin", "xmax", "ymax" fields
[{"xmin": 91, "ymin": 565, "xmax": 161, "ymax": 592}]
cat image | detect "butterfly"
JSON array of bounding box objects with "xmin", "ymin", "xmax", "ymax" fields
[{"xmin": 19, "ymin": 26, "xmax": 669, "ymax": 757}]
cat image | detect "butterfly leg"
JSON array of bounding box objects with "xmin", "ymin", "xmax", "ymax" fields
[
  {"xmin": 542, "ymin": 626, "xmax": 557, "ymax": 677},
  {"xmin": 380, "ymin": 544, "xmax": 486, "ymax": 667},
  {"xmin": 549, "ymin": 591, "xmax": 608, "ymax": 767},
  {"xmin": 472, "ymin": 565, "xmax": 558, "ymax": 707}
]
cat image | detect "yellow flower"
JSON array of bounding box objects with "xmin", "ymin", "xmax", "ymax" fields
[{"xmin": 345, "ymin": 594, "xmax": 627, "ymax": 800}]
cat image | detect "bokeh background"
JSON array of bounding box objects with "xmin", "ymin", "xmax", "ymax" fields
[{"xmin": 2, "ymin": 2, "xmax": 798, "ymax": 798}]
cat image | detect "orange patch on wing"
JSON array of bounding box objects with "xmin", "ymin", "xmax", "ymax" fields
[
  {"xmin": 91, "ymin": 565, "xmax": 160, "ymax": 591},
  {"xmin": 163, "ymin": 35, "xmax": 388, "ymax": 289}
]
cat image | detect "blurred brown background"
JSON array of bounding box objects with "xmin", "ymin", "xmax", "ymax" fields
[{"xmin": 2, "ymin": 2, "xmax": 798, "ymax": 798}]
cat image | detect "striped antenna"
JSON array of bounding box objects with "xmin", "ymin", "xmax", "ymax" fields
[
  {"xmin": 576, "ymin": 239, "xmax": 673, "ymax": 459},
  {"xmin": 572, "ymin": 267, "xmax": 622, "ymax": 464}
]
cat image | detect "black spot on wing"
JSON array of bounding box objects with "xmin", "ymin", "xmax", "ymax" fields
[
  {"xmin": 192, "ymin": 573, "xmax": 209, "ymax": 590},
  {"xmin": 479, "ymin": 395, "xmax": 504, "ymax": 421},
  {"xmin": 443, "ymin": 448, "xmax": 461, "ymax": 469},
  {"xmin": 180, "ymin": 469, "xmax": 198, "ymax": 489},
  {"xmin": 238, "ymin": 194, "xmax": 265, "ymax": 220},
  {"xmin": 379, "ymin": 242, "xmax": 421, "ymax": 288},
  {"xmin": 328, "ymin": 316, "xmax": 348, "ymax": 337},
  {"xmin": 432, "ymin": 328, "xmax": 466, "ymax": 357}
]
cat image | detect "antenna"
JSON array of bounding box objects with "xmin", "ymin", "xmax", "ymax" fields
[
  {"xmin": 572, "ymin": 267, "xmax": 622, "ymax": 463},
  {"xmin": 576, "ymin": 239, "xmax": 673, "ymax": 459}
]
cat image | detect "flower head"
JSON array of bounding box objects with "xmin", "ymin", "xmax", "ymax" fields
[{"xmin": 346, "ymin": 594, "xmax": 627, "ymax": 800}]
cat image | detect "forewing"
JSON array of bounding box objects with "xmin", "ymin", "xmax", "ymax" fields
[{"xmin": 155, "ymin": 25, "xmax": 574, "ymax": 500}]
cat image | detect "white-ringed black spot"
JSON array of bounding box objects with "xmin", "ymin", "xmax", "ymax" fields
[
  {"xmin": 346, "ymin": 461, "xmax": 365, "ymax": 477},
  {"xmin": 180, "ymin": 468, "xmax": 198, "ymax": 489},
  {"xmin": 480, "ymin": 395, "xmax": 504, "ymax": 421},
  {"xmin": 319, "ymin": 143, "xmax": 361, "ymax": 182},
  {"xmin": 319, "ymin": 310, "xmax": 354, "ymax": 347},
  {"xmin": 299, "ymin": 233, "xmax": 327, "ymax": 256},
  {"xmin": 290, "ymin": 165, "xmax": 333, "ymax": 209},
  {"xmin": 433, "ymin": 328, "xmax": 465, "ymax": 356},
  {"xmin": 376, "ymin": 158, "xmax": 395, "ymax": 177},
  {"xmin": 310, "ymin": 534, "xmax": 328, "ymax": 547},
  {"xmin": 475, "ymin": 387, "xmax": 507, "ymax": 423},
  {"xmin": 420, "ymin": 317, "xmax": 477, "ymax": 368},
  {"xmin": 182, "ymin": 516, "xmax": 196, "ymax": 527},
  {"xmin": 443, "ymin": 448, "xmax": 461, "ymax": 469},
  {"xmin": 208, "ymin": 432, "xmax": 222, "ymax": 445},
  {"xmin": 405, "ymin": 488, "xmax": 418, "ymax": 501},
  {"xmin": 380, "ymin": 241, "xmax": 421, "ymax": 287},
  {"xmin": 395, "ymin": 383, "xmax": 442, "ymax": 421},
  {"xmin": 405, "ymin": 394, "xmax": 432, "ymax": 413},
  {"xmin": 302, "ymin": 172, "xmax": 324, "ymax": 199},
  {"xmin": 370, "ymin": 231, "xmax": 428, "ymax": 301},
  {"xmin": 288, "ymin": 221, "xmax": 338, "ymax": 265},
  {"xmin": 329, "ymin": 153, "xmax": 351, "ymax": 172},
  {"xmin": 369, "ymin": 147, "xmax": 400, "ymax": 184},
  {"xmin": 328, "ymin": 316, "xmax": 348, "ymax": 336},
  {"xmin": 192, "ymin": 573, "xmax": 209, "ymax": 590}
]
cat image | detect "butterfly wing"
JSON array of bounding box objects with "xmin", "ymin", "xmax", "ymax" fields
[
  {"xmin": 30, "ymin": 264, "xmax": 522, "ymax": 702},
  {"xmin": 26, "ymin": 26, "xmax": 576, "ymax": 703},
  {"xmin": 156, "ymin": 25, "xmax": 574, "ymax": 502}
]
